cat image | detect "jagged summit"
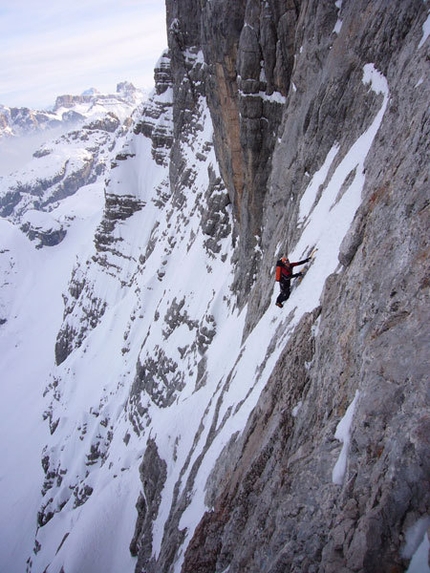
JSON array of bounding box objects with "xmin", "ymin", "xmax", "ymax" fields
[
  {"xmin": 0, "ymin": 1, "xmax": 428, "ymax": 573},
  {"xmin": 80, "ymin": 87, "xmax": 101, "ymax": 97}
]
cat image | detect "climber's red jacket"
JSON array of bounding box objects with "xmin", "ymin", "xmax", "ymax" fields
[{"xmin": 275, "ymin": 257, "xmax": 308, "ymax": 282}]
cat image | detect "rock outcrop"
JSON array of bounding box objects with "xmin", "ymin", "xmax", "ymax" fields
[
  {"xmin": 134, "ymin": 51, "xmax": 174, "ymax": 165},
  {"xmin": 20, "ymin": 210, "xmax": 66, "ymax": 248}
]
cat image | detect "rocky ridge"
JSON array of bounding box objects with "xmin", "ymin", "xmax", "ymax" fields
[{"xmin": 36, "ymin": 49, "xmax": 235, "ymax": 559}]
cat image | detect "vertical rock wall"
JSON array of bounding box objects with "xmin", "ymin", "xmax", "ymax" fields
[
  {"xmin": 182, "ymin": 0, "xmax": 302, "ymax": 298},
  {"xmin": 162, "ymin": 0, "xmax": 430, "ymax": 571}
]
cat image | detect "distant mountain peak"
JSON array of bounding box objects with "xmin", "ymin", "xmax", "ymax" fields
[
  {"xmin": 81, "ymin": 87, "xmax": 101, "ymax": 97},
  {"xmin": 0, "ymin": 84, "xmax": 144, "ymax": 141}
]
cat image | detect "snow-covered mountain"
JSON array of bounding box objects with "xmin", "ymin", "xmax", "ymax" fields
[
  {"xmin": 0, "ymin": 82, "xmax": 143, "ymax": 140},
  {"xmin": 0, "ymin": 82, "xmax": 145, "ymax": 178},
  {"xmin": 0, "ymin": 2, "xmax": 429, "ymax": 573},
  {"xmin": 0, "ymin": 83, "xmax": 145, "ymax": 249}
]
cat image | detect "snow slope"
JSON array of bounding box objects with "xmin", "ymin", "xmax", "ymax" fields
[{"xmin": 0, "ymin": 189, "xmax": 105, "ymax": 571}]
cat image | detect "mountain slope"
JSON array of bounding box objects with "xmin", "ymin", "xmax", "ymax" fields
[
  {"xmin": 0, "ymin": 85, "xmax": 143, "ymax": 572},
  {"xmin": 0, "ymin": 2, "xmax": 428, "ymax": 573}
]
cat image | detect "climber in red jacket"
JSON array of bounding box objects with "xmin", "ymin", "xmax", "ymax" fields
[{"xmin": 275, "ymin": 256, "xmax": 310, "ymax": 308}]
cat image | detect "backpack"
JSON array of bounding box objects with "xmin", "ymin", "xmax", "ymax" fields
[{"xmin": 275, "ymin": 260, "xmax": 283, "ymax": 281}]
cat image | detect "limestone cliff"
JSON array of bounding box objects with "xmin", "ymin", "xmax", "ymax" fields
[{"xmin": 138, "ymin": 0, "xmax": 429, "ymax": 571}]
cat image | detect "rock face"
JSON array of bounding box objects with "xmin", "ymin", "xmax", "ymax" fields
[
  {"xmin": 134, "ymin": 51, "xmax": 173, "ymax": 165},
  {"xmin": 130, "ymin": 0, "xmax": 428, "ymax": 572},
  {"xmin": 199, "ymin": 0, "xmax": 292, "ymax": 296}
]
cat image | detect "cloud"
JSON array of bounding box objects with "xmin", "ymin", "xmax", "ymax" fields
[{"xmin": 0, "ymin": 0, "xmax": 167, "ymax": 109}]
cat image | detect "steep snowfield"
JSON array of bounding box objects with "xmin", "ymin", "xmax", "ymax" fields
[
  {"xmin": 0, "ymin": 187, "xmax": 105, "ymax": 571},
  {"xmin": 0, "ymin": 63, "xmax": 396, "ymax": 573}
]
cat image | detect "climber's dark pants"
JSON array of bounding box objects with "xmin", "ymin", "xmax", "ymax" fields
[{"xmin": 276, "ymin": 279, "xmax": 291, "ymax": 305}]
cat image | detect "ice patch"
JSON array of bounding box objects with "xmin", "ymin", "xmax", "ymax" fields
[
  {"xmin": 402, "ymin": 515, "xmax": 430, "ymax": 560},
  {"xmin": 332, "ymin": 390, "xmax": 360, "ymax": 485},
  {"xmin": 406, "ymin": 533, "xmax": 430, "ymax": 573},
  {"xmin": 292, "ymin": 401, "xmax": 303, "ymax": 417},
  {"xmin": 333, "ymin": 0, "xmax": 343, "ymax": 33},
  {"xmin": 362, "ymin": 63, "xmax": 389, "ymax": 96},
  {"xmin": 418, "ymin": 12, "xmax": 430, "ymax": 49}
]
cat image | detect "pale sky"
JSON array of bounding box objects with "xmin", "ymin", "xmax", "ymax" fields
[{"xmin": 0, "ymin": 0, "xmax": 168, "ymax": 110}]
